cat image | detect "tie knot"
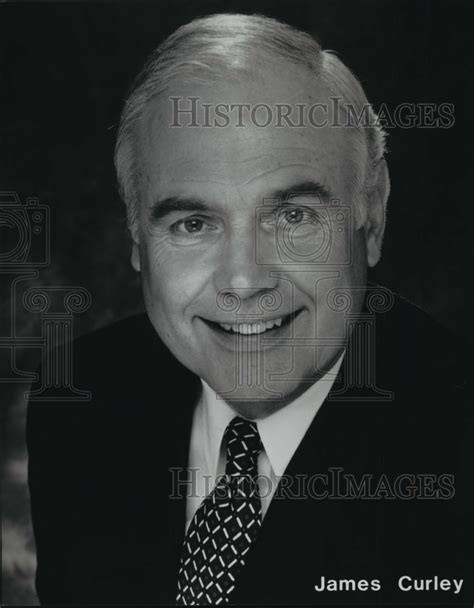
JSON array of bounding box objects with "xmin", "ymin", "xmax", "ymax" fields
[{"xmin": 224, "ymin": 416, "xmax": 262, "ymax": 476}]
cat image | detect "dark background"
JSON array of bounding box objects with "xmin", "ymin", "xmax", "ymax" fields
[{"xmin": 1, "ymin": 0, "xmax": 473, "ymax": 604}]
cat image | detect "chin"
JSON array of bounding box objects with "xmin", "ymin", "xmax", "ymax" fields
[
  {"xmin": 206, "ymin": 375, "xmax": 312, "ymax": 420},
  {"xmin": 225, "ymin": 397, "xmax": 287, "ymax": 420}
]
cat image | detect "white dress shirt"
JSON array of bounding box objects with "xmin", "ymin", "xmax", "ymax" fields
[{"xmin": 185, "ymin": 355, "xmax": 344, "ymax": 530}]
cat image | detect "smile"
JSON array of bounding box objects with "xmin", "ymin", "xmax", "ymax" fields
[
  {"xmin": 219, "ymin": 317, "xmax": 283, "ymax": 334},
  {"xmin": 201, "ymin": 310, "xmax": 302, "ymax": 336}
]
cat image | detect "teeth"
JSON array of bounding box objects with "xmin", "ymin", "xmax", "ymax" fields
[{"xmin": 218, "ymin": 316, "xmax": 287, "ymax": 334}]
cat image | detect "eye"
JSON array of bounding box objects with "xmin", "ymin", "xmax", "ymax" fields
[
  {"xmin": 282, "ymin": 208, "xmax": 305, "ymax": 224},
  {"xmin": 274, "ymin": 206, "xmax": 326, "ymax": 240},
  {"xmin": 278, "ymin": 206, "xmax": 319, "ymax": 226},
  {"xmin": 181, "ymin": 218, "xmax": 204, "ymax": 233},
  {"xmin": 171, "ymin": 215, "xmax": 218, "ymax": 236}
]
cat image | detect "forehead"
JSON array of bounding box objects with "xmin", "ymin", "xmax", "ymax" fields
[{"xmin": 138, "ymin": 66, "xmax": 360, "ymax": 204}]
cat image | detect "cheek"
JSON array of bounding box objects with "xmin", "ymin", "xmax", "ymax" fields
[
  {"xmin": 292, "ymin": 234, "xmax": 367, "ymax": 334},
  {"xmin": 139, "ymin": 239, "xmax": 212, "ymax": 316},
  {"xmin": 349, "ymin": 229, "xmax": 368, "ymax": 284}
]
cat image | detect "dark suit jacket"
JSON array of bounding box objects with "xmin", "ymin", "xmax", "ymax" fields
[{"xmin": 27, "ymin": 291, "xmax": 473, "ymax": 606}]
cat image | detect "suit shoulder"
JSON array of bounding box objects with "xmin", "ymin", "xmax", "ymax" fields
[
  {"xmin": 28, "ymin": 313, "xmax": 199, "ymax": 425},
  {"xmin": 72, "ymin": 313, "xmax": 157, "ymax": 359},
  {"xmin": 375, "ymin": 290, "xmax": 473, "ymax": 405},
  {"xmin": 398, "ymin": 294, "xmax": 469, "ymax": 358},
  {"xmin": 70, "ymin": 313, "xmax": 192, "ymax": 379}
]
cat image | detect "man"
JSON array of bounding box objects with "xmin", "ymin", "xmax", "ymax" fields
[{"xmin": 27, "ymin": 13, "xmax": 472, "ymax": 606}]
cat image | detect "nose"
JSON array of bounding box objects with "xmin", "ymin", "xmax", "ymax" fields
[{"xmin": 213, "ymin": 223, "xmax": 279, "ymax": 310}]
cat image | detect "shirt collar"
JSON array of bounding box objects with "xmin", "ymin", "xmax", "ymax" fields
[
  {"xmin": 199, "ymin": 380, "xmax": 237, "ymax": 476},
  {"xmin": 256, "ymin": 354, "xmax": 344, "ymax": 476},
  {"xmin": 199, "ymin": 353, "xmax": 344, "ymax": 478}
]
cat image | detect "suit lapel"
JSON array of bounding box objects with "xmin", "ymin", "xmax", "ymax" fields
[
  {"xmin": 133, "ymin": 329, "xmax": 201, "ymax": 604},
  {"xmin": 230, "ymin": 360, "xmax": 386, "ymax": 604}
]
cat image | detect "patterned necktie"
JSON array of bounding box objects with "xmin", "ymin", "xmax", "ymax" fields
[{"xmin": 176, "ymin": 416, "xmax": 263, "ymax": 605}]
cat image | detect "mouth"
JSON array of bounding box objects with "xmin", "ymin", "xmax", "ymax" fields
[{"xmin": 201, "ymin": 309, "xmax": 304, "ymax": 337}]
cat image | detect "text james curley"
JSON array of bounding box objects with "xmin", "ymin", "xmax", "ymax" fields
[{"xmin": 314, "ymin": 575, "xmax": 464, "ymax": 594}]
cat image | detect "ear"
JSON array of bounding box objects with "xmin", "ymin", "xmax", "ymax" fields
[
  {"xmin": 130, "ymin": 223, "xmax": 141, "ymax": 272},
  {"xmin": 365, "ymin": 159, "xmax": 390, "ymax": 267}
]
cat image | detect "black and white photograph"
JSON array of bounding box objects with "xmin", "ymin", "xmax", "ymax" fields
[{"xmin": 1, "ymin": 1, "xmax": 473, "ymax": 606}]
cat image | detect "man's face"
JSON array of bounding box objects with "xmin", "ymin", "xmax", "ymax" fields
[{"xmin": 132, "ymin": 65, "xmax": 382, "ymax": 418}]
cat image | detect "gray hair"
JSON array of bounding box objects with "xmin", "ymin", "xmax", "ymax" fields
[{"xmin": 114, "ymin": 13, "xmax": 387, "ymax": 232}]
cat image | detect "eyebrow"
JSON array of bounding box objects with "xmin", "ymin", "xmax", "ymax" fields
[
  {"xmin": 149, "ymin": 197, "xmax": 209, "ymax": 222},
  {"xmin": 149, "ymin": 180, "xmax": 332, "ymax": 223},
  {"xmin": 266, "ymin": 180, "xmax": 332, "ymax": 205}
]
